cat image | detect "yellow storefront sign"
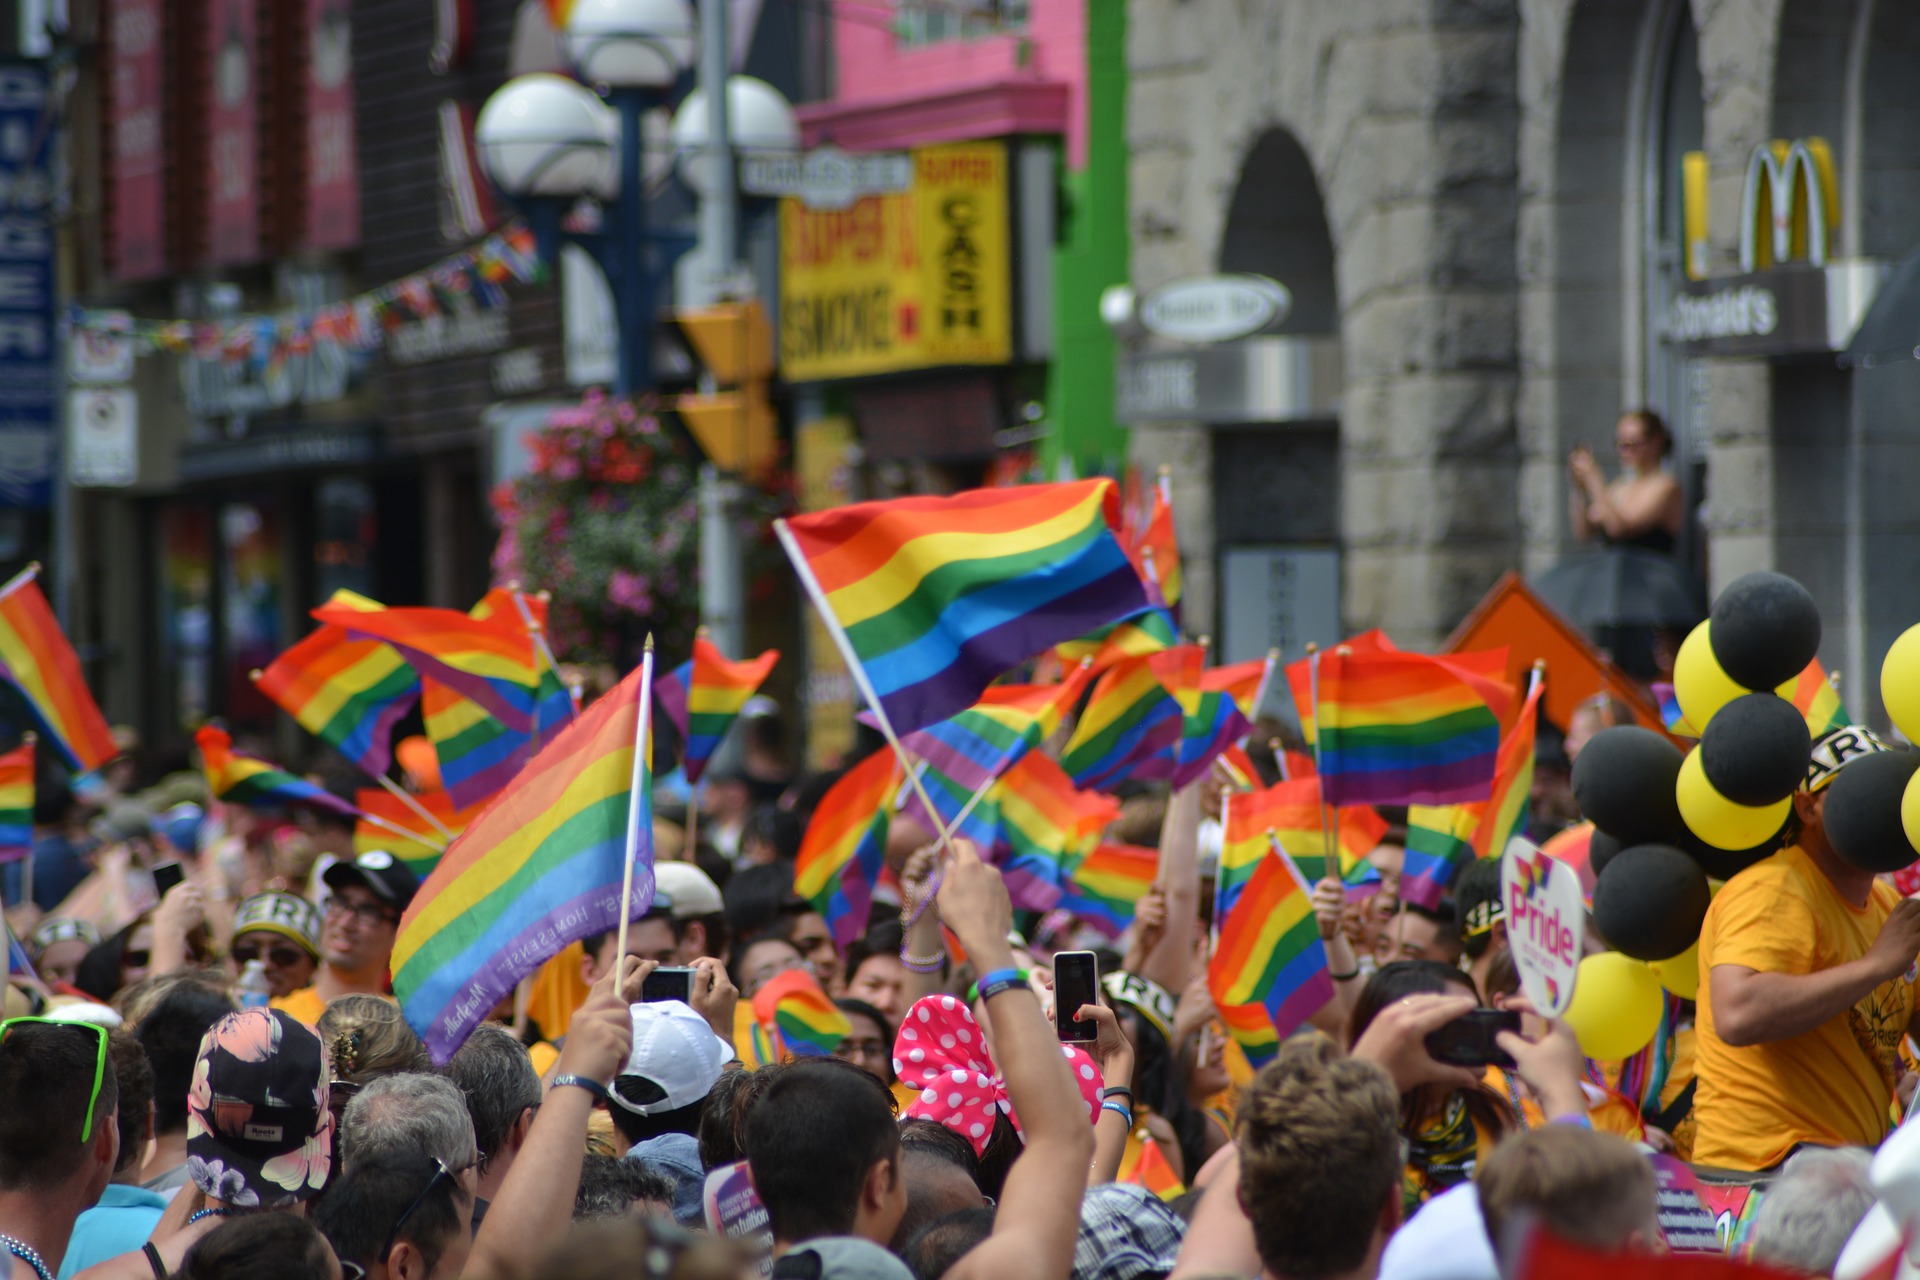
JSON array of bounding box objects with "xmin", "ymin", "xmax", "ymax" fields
[{"xmin": 778, "ymin": 141, "xmax": 1012, "ymax": 382}]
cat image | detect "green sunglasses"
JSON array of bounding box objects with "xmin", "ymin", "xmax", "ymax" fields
[{"xmin": 1, "ymin": 1017, "xmax": 109, "ymax": 1143}]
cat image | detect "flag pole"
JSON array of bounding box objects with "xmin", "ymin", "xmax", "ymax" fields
[
  {"xmin": 615, "ymin": 637, "xmax": 657, "ymax": 969},
  {"xmin": 774, "ymin": 519, "xmax": 956, "ymax": 860},
  {"xmin": 510, "ymin": 586, "xmax": 576, "ymax": 729},
  {"xmin": 373, "ymin": 773, "xmax": 456, "ymax": 842},
  {"xmin": 1308, "ymin": 645, "xmax": 1336, "ymax": 883},
  {"xmin": 1269, "ymin": 737, "xmax": 1290, "ymax": 783},
  {"xmin": 0, "ymin": 562, "xmax": 38, "ymax": 605},
  {"xmin": 358, "ymin": 811, "xmax": 448, "ymax": 854}
]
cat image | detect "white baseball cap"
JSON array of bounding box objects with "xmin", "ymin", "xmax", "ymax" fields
[
  {"xmin": 653, "ymin": 861, "xmax": 725, "ymax": 918},
  {"xmin": 610, "ymin": 999, "xmax": 735, "ymax": 1116}
]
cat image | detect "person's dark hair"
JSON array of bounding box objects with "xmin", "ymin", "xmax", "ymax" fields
[
  {"xmin": 1348, "ymin": 960, "xmax": 1513, "ymax": 1150},
  {"xmin": 898, "ymin": 1117, "xmax": 981, "ymax": 1185},
  {"xmin": 744, "ymin": 805, "xmax": 803, "ymax": 863},
  {"xmin": 728, "ymin": 931, "xmax": 804, "ymax": 997},
  {"xmin": 574, "ymin": 1152, "xmax": 677, "ymax": 1222},
  {"xmin": 698, "ymin": 1065, "xmax": 769, "ymax": 1170},
  {"xmin": 1118, "ymin": 1002, "xmax": 1211, "ymax": 1181},
  {"xmin": 902, "ymin": 1207, "xmax": 995, "ymax": 1280},
  {"xmin": 1453, "ymin": 859, "xmax": 1504, "ymax": 961},
  {"xmin": 974, "ymin": 1110, "xmax": 1024, "ymax": 1203},
  {"xmin": 1623, "ymin": 408, "xmax": 1673, "ymax": 458},
  {"xmin": 1238, "ymin": 1037, "xmax": 1403, "ymax": 1279},
  {"xmin": 444, "ymin": 1023, "xmax": 541, "ymax": 1173},
  {"xmin": 0, "ymin": 1021, "xmax": 120, "ymax": 1188},
  {"xmin": 608, "ymin": 1094, "xmax": 708, "ymax": 1150},
  {"xmin": 106, "ymin": 1029, "xmax": 154, "ymax": 1174},
  {"xmin": 788, "ymin": 767, "xmax": 848, "ymax": 830},
  {"xmin": 177, "ymin": 1213, "xmax": 339, "ymax": 1280},
  {"xmin": 844, "ymin": 919, "xmax": 904, "ymax": 985},
  {"xmin": 834, "ymin": 998, "xmax": 896, "ymax": 1084},
  {"xmin": 745, "ymin": 1057, "xmax": 901, "ymax": 1242},
  {"xmin": 723, "ymin": 863, "xmax": 795, "ymax": 943},
  {"xmin": 1402, "ymin": 899, "xmax": 1459, "ymax": 945},
  {"xmin": 315, "ymin": 1150, "xmax": 466, "ymax": 1276},
  {"xmin": 581, "ymin": 904, "xmax": 674, "ymax": 967},
  {"xmin": 692, "ymin": 843, "xmax": 736, "ymax": 899},
  {"xmin": 74, "ymin": 922, "xmax": 140, "ymax": 1001},
  {"xmin": 134, "ymin": 979, "xmax": 236, "ymax": 1136}
]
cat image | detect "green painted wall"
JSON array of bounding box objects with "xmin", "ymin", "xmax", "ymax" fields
[{"xmin": 1040, "ymin": 0, "xmax": 1129, "ymax": 477}]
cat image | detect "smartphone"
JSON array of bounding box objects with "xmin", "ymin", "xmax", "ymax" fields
[
  {"xmin": 640, "ymin": 966, "xmax": 697, "ymax": 1005},
  {"xmin": 1053, "ymin": 951, "xmax": 1099, "ymax": 1043},
  {"xmin": 151, "ymin": 861, "xmax": 186, "ymax": 898},
  {"xmin": 1423, "ymin": 1009, "xmax": 1521, "ymax": 1069}
]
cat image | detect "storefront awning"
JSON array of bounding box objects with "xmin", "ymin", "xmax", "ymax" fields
[
  {"xmin": 177, "ymin": 421, "xmax": 385, "ymax": 484},
  {"xmin": 1841, "ymin": 247, "xmax": 1920, "ymax": 368}
]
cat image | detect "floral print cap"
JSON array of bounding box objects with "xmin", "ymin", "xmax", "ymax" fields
[{"xmin": 185, "ymin": 1008, "xmax": 333, "ymax": 1207}]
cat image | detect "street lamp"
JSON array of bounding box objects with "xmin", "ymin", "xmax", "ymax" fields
[{"xmin": 669, "ymin": 75, "xmax": 801, "ymax": 198}]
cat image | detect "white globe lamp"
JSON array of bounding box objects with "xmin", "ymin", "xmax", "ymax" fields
[
  {"xmin": 564, "ymin": 0, "xmax": 697, "ymax": 90},
  {"xmin": 670, "ymin": 75, "xmax": 800, "ymax": 195},
  {"xmin": 474, "ymin": 73, "xmax": 617, "ymax": 198}
]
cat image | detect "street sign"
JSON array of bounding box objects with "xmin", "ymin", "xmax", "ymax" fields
[
  {"xmin": 1138, "ymin": 274, "xmax": 1290, "ymax": 344},
  {"xmin": 68, "ymin": 388, "xmax": 138, "ymax": 487},
  {"xmin": 742, "ymin": 145, "xmax": 911, "ymax": 210}
]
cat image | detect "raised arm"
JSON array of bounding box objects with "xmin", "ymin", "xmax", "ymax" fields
[
  {"xmin": 1139, "ymin": 782, "xmax": 1202, "ymax": 995},
  {"xmin": 941, "ymin": 844, "xmax": 1096, "ymax": 1280}
]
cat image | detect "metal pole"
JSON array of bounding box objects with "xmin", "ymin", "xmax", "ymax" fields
[
  {"xmin": 695, "ymin": 0, "xmax": 744, "ymax": 656},
  {"xmin": 614, "ymin": 91, "xmax": 650, "ymax": 396}
]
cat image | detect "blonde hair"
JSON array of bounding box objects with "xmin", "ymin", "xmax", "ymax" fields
[
  {"xmin": 1477, "ymin": 1125, "xmax": 1657, "ymax": 1263},
  {"xmin": 316, "ymin": 995, "xmax": 431, "ymax": 1084}
]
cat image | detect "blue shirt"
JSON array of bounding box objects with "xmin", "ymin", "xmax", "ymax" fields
[
  {"xmin": 59, "ymin": 1183, "xmax": 171, "ymax": 1278},
  {"xmin": 627, "ymin": 1132, "xmax": 705, "ymax": 1226}
]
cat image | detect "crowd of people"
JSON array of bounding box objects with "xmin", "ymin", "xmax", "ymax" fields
[{"xmin": 1, "ymin": 683, "xmax": 1917, "ymax": 1280}]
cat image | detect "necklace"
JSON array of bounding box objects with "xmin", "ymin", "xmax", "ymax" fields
[
  {"xmin": 0, "ymin": 1232, "xmax": 51, "ymax": 1280},
  {"xmin": 187, "ymin": 1208, "xmax": 239, "ymax": 1226}
]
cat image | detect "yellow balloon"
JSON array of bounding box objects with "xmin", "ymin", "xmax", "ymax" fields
[
  {"xmin": 1564, "ymin": 951, "xmax": 1665, "ymax": 1060},
  {"xmin": 1883, "ymin": 623, "xmax": 1920, "ymax": 743},
  {"xmin": 1650, "ymin": 941, "xmax": 1700, "ymax": 1000},
  {"xmin": 1674, "ymin": 621, "xmax": 1748, "ymax": 728},
  {"xmin": 1676, "ymin": 748, "xmax": 1791, "ymax": 850},
  {"xmin": 1901, "ymin": 769, "xmax": 1920, "ymax": 856}
]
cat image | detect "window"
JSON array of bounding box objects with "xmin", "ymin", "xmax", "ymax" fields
[{"xmin": 892, "ymin": 0, "xmax": 1027, "ymax": 49}]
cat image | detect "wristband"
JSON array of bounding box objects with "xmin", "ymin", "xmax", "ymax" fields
[
  {"xmin": 1100, "ymin": 1085, "xmax": 1134, "ymax": 1103},
  {"xmin": 1327, "ymin": 968, "xmax": 1361, "ymax": 981},
  {"xmin": 549, "ymin": 1074, "xmax": 610, "ymax": 1103},
  {"xmin": 971, "ymin": 968, "xmax": 1029, "ymax": 1003},
  {"xmin": 1100, "ymin": 1101, "xmax": 1134, "ymax": 1127}
]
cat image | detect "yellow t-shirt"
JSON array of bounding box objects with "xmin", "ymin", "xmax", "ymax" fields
[
  {"xmin": 1692, "ymin": 843, "xmax": 1915, "ymax": 1170},
  {"xmin": 270, "ymin": 986, "xmax": 328, "ymax": 1027}
]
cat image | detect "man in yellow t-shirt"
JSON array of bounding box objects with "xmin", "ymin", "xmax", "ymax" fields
[{"xmin": 1694, "ymin": 727, "xmax": 1920, "ymax": 1171}]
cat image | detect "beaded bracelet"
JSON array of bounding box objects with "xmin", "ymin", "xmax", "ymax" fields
[
  {"xmin": 973, "ymin": 967, "xmax": 1029, "ymax": 1003},
  {"xmin": 900, "ymin": 950, "xmax": 947, "ymax": 974}
]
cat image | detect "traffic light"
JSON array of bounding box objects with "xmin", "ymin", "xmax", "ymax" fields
[{"xmin": 670, "ymin": 302, "xmax": 778, "ymax": 478}]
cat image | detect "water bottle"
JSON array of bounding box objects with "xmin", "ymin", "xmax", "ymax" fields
[{"xmin": 235, "ymin": 959, "xmax": 271, "ymax": 1010}]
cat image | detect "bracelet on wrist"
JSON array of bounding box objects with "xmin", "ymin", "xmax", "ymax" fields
[
  {"xmin": 1100, "ymin": 1085, "xmax": 1134, "ymax": 1103},
  {"xmin": 899, "ymin": 948, "xmax": 946, "ymax": 974},
  {"xmin": 549, "ymin": 1074, "xmax": 610, "ymax": 1103},
  {"xmin": 1327, "ymin": 967, "xmax": 1361, "ymax": 981},
  {"xmin": 971, "ymin": 968, "xmax": 1029, "ymax": 1003},
  {"xmin": 1100, "ymin": 1101, "xmax": 1134, "ymax": 1127}
]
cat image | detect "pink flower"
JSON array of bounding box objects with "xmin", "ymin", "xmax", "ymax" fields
[
  {"xmin": 260, "ymin": 1109, "xmax": 333, "ymax": 1201},
  {"xmin": 214, "ymin": 1009, "xmax": 282, "ymax": 1063}
]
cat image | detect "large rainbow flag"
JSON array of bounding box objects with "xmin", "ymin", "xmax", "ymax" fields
[
  {"xmin": 253, "ymin": 625, "xmax": 420, "ymax": 779},
  {"xmin": 1210, "ymin": 833, "xmax": 1332, "ymax": 1042},
  {"xmin": 1314, "ymin": 648, "xmax": 1504, "ymax": 807},
  {"xmin": 793, "ymin": 748, "xmax": 900, "ymax": 948},
  {"xmin": 0, "ymin": 741, "xmax": 32, "ymax": 864},
  {"xmin": 1058, "ymin": 650, "xmax": 1188, "ymax": 790},
  {"xmin": 195, "ymin": 725, "xmax": 359, "ymax": 817},
  {"xmin": 0, "ymin": 569, "xmax": 118, "ymax": 772},
  {"xmin": 1061, "ymin": 841, "xmax": 1158, "ymax": 938},
  {"xmin": 653, "ymin": 633, "xmax": 780, "ymax": 785},
  {"xmin": 775, "ymin": 480, "xmax": 1152, "ymax": 738},
  {"xmin": 394, "ymin": 658, "xmax": 654, "ymax": 1063},
  {"xmin": 315, "ymin": 601, "xmax": 542, "ymax": 732}
]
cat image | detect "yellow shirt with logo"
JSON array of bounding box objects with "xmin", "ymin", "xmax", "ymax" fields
[{"xmin": 1693, "ymin": 843, "xmax": 1914, "ymax": 1170}]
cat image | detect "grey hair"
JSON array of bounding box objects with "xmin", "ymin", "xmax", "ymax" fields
[
  {"xmin": 340, "ymin": 1072, "xmax": 478, "ymax": 1173},
  {"xmin": 573, "ymin": 1153, "xmax": 676, "ymax": 1223},
  {"xmin": 444, "ymin": 1024, "xmax": 542, "ymax": 1170},
  {"xmin": 1748, "ymin": 1146, "xmax": 1875, "ymax": 1276}
]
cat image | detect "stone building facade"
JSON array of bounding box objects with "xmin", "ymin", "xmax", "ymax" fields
[{"xmin": 1127, "ymin": 0, "xmax": 1920, "ymax": 719}]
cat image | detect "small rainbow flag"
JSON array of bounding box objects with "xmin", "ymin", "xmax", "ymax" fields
[
  {"xmin": 1212, "ymin": 1000, "xmax": 1281, "ymax": 1069},
  {"xmin": 793, "ymin": 749, "xmax": 900, "ymax": 949},
  {"xmin": 422, "ymin": 680, "xmax": 530, "ymax": 811},
  {"xmin": 992, "ymin": 752, "xmax": 1117, "ymax": 912},
  {"xmin": 1170, "ymin": 655, "xmax": 1270, "ymax": 787},
  {"xmin": 1401, "ymin": 803, "xmax": 1482, "ymax": 910},
  {"xmin": 394, "ymin": 656, "xmax": 655, "ymax": 1064},
  {"xmin": 195, "ymin": 725, "xmax": 358, "ymax": 817},
  {"xmin": 1055, "ymin": 607, "xmax": 1178, "ymax": 670},
  {"xmin": 1314, "ymin": 648, "xmax": 1503, "ymax": 807},
  {"xmin": 775, "ymin": 480, "xmax": 1152, "ymax": 738},
  {"xmin": 1058, "ymin": 650, "xmax": 1188, "ymax": 790},
  {"xmin": 1132, "ymin": 469, "xmax": 1182, "ymax": 621},
  {"xmin": 0, "ymin": 569, "xmax": 117, "ymax": 772},
  {"xmin": 654, "ymin": 633, "xmax": 780, "ymax": 785},
  {"xmin": 354, "ymin": 787, "xmax": 488, "ymax": 880},
  {"xmin": 253, "ymin": 625, "xmax": 420, "ymax": 778},
  {"xmin": 902, "ymin": 662, "xmax": 1093, "ymax": 797},
  {"xmin": 1781, "ymin": 658, "xmax": 1849, "ymax": 736},
  {"xmin": 751, "ymin": 968, "xmax": 850, "ymax": 1059},
  {"xmin": 1284, "ymin": 629, "xmax": 1396, "ymax": 747},
  {"xmin": 1651, "ymin": 682, "xmax": 1696, "ymax": 737},
  {"xmin": 0, "ymin": 741, "xmax": 32, "ymax": 864},
  {"xmin": 1061, "ymin": 841, "xmax": 1159, "ymax": 938},
  {"xmin": 1471, "ymin": 679, "xmax": 1543, "ymax": 860},
  {"xmin": 315, "ymin": 600, "xmax": 543, "ymax": 732},
  {"xmin": 1209, "ymin": 833, "xmax": 1332, "ymax": 1039},
  {"xmin": 1123, "ymin": 1133, "xmax": 1187, "ymax": 1202},
  {"xmin": 1220, "ymin": 779, "xmax": 1388, "ymax": 907}
]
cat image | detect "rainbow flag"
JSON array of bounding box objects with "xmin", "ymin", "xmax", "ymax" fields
[
  {"xmin": 1651, "ymin": 682, "xmax": 1696, "ymax": 737},
  {"xmin": 354, "ymin": 787, "xmax": 488, "ymax": 880},
  {"xmin": 903, "ymin": 757, "xmax": 1001, "ymax": 854},
  {"xmin": 393, "ymin": 657, "xmax": 655, "ymax": 1063},
  {"xmin": 1123, "ymin": 1134, "xmax": 1187, "ymax": 1202},
  {"xmin": 1220, "ymin": 779, "xmax": 1388, "ymax": 906},
  {"xmin": 1209, "ymin": 834, "xmax": 1331, "ymax": 1039},
  {"xmin": 0, "ymin": 742, "xmax": 32, "ymax": 864},
  {"xmin": 469, "ymin": 587, "xmax": 575, "ymax": 736},
  {"xmin": 1471, "ymin": 680, "xmax": 1542, "ymax": 859},
  {"xmin": 775, "ymin": 480, "xmax": 1152, "ymax": 737},
  {"xmin": 902, "ymin": 662, "xmax": 1093, "ymax": 796},
  {"xmin": 1056, "ymin": 607, "xmax": 1178, "ymax": 670},
  {"xmin": 253, "ymin": 625, "xmax": 421, "ymax": 778},
  {"xmin": 751, "ymin": 969, "xmax": 850, "ymax": 1059},
  {"xmin": 1284, "ymin": 629, "xmax": 1396, "ymax": 747},
  {"xmin": 793, "ymin": 749, "xmax": 900, "ymax": 949},
  {"xmin": 653, "ymin": 633, "xmax": 780, "ymax": 785},
  {"xmin": 1061, "ymin": 841, "xmax": 1158, "ymax": 938},
  {"xmin": 1129, "ymin": 470, "xmax": 1183, "ymax": 622},
  {"xmin": 1058, "ymin": 650, "xmax": 1189, "ymax": 789},
  {"xmin": 0, "ymin": 569, "xmax": 117, "ymax": 772},
  {"xmin": 1781, "ymin": 659, "xmax": 1849, "ymax": 736},
  {"xmin": 1212, "ymin": 1000, "xmax": 1281, "ymax": 1069},
  {"xmin": 421, "ymin": 680, "xmax": 530, "ymax": 811},
  {"xmin": 315, "ymin": 601, "xmax": 543, "ymax": 732},
  {"xmin": 1314, "ymin": 648, "xmax": 1502, "ymax": 807},
  {"xmin": 195, "ymin": 725, "xmax": 358, "ymax": 817},
  {"xmin": 1170, "ymin": 656, "xmax": 1270, "ymax": 787},
  {"xmin": 1401, "ymin": 803, "xmax": 1482, "ymax": 910},
  {"xmin": 993, "ymin": 753, "xmax": 1116, "ymax": 912}
]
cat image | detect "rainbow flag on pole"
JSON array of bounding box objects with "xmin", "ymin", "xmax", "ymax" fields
[
  {"xmin": 653, "ymin": 633, "xmax": 780, "ymax": 785},
  {"xmin": 195, "ymin": 725, "xmax": 359, "ymax": 817},
  {"xmin": 1132, "ymin": 469, "xmax": 1182, "ymax": 620},
  {"xmin": 421, "ymin": 680, "xmax": 530, "ymax": 810},
  {"xmin": 774, "ymin": 480, "xmax": 1152, "ymax": 738},
  {"xmin": 1169, "ymin": 655, "xmax": 1270, "ymax": 787},
  {"xmin": 1781, "ymin": 658, "xmax": 1849, "ymax": 736},
  {"xmin": 253, "ymin": 625, "xmax": 420, "ymax": 778},
  {"xmin": 353, "ymin": 787, "xmax": 487, "ymax": 880},
  {"xmin": 1058, "ymin": 650, "xmax": 1189, "ymax": 789},
  {"xmin": 315, "ymin": 601, "xmax": 542, "ymax": 732},
  {"xmin": 0, "ymin": 568, "xmax": 117, "ymax": 772},
  {"xmin": 1220, "ymin": 779, "xmax": 1388, "ymax": 906},
  {"xmin": 793, "ymin": 749, "xmax": 900, "ymax": 948},
  {"xmin": 902, "ymin": 662, "xmax": 1093, "ymax": 796},
  {"xmin": 394, "ymin": 657, "xmax": 655, "ymax": 1063},
  {"xmin": 1284, "ymin": 629, "xmax": 1396, "ymax": 747},
  {"xmin": 469, "ymin": 587, "xmax": 576, "ymax": 735},
  {"xmin": 1471, "ymin": 678, "xmax": 1543, "ymax": 860},
  {"xmin": 993, "ymin": 752, "xmax": 1117, "ymax": 912},
  {"xmin": 1209, "ymin": 833, "xmax": 1332, "ymax": 1041},
  {"xmin": 1402, "ymin": 803, "xmax": 1482, "ymax": 910},
  {"xmin": 751, "ymin": 969, "xmax": 850, "ymax": 1059},
  {"xmin": 1314, "ymin": 648, "xmax": 1503, "ymax": 807},
  {"xmin": 0, "ymin": 742, "xmax": 32, "ymax": 864},
  {"xmin": 1061, "ymin": 841, "xmax": 1159, "ymax": 938}
]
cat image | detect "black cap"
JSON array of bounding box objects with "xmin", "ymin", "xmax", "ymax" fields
[{"xmin": 323, "ymin": 850, "xmax": 420, "ymax": 913}]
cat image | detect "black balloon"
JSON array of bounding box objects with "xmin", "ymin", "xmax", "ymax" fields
[
  {"xmin": 1588, "ymin": 828, "xmax": 1625, "ymax": 878},
  {"xmin": 1824, "ymin": 749, "xmax": 1920, "ymax": 873},
  {"xmin": 1570, "ymin": 726, "xmax": 1685, "ymax": 845},
  {"xmin": 1678, "ymin": 826, "xmax": 1781, "ymax": 880},
  {"xmin": 1700, "ymin": 693, "xmax": 1812, "ymax": 806},
  {"xmin": 1591, "ymin": 844, "xmax": 1712, "ymax": 962},
  {"xmin": 1709, "ymin": 572, "xmax": 1822, "ymax": 691}
]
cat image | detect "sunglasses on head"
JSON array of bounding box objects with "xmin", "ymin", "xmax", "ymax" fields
[
  {"xmin": 232, "ymin": 942, "xmax": 307, "ymax": 968},
  {"xmin": 383, "ymin": 1155, "xmax": 474, "ymax": 1261},
  {"xmin": 0, "ymin": 1017, "xmax": 109, "ymax": 1143}
]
